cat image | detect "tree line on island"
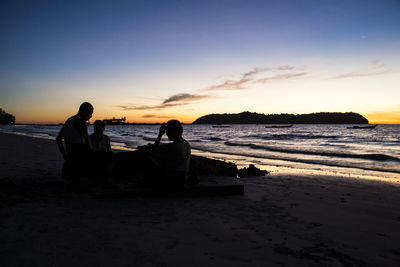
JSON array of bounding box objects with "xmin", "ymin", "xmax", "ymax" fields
[
  {"xmin": 0, "ymin": 108, "xmax": 15, "ymax": 124},
  {"xmin": 0, "ymin": 109, "xmax": 369, "ymax": 125},
  {"xmin": 192, "ymin": 111, "xmax": 369, "ymax": 124}
]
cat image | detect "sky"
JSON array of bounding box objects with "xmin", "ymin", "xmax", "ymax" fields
[{"xmin": 1, "ymin": 0, "xmax": 399, "ymax": 124}]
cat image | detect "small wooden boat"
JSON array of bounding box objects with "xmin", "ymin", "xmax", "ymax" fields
[
  {"xmin": 265, "ymin": 125, "xmax": 293, "ymax": 128},
  {"xmin": 347, "ymin": 125, "xmax": 377, "ymax": 129}
]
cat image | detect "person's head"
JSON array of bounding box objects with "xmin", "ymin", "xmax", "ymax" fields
[
  {"xmin": 78, "ymin": 102, "xmax": 93, "ymax": 121},
  {"xmin": 93, "ymin": 120, "xmax": 105, "ymax": 136},
  {"xmin": 166, "ymin": 120, "xmax": 183, "ymax": 141}
]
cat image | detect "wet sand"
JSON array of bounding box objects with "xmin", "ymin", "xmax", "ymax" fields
[{"xmin": 1, "ymin": 132, "xmax": 400, "ymax": 266}]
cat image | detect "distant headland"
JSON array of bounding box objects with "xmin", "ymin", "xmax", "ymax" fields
[{"xmin": 192, "ymin": 112, "xmax": 369, "ymax": 124}]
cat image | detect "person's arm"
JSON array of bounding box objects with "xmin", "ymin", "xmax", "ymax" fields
[
  {"xmin": 56, "ymin": 126, "xmax": 67, "ymax": 160},
  {"xmin": 154, "ymin": 124, "xmax": 166, "ymax": 148}
]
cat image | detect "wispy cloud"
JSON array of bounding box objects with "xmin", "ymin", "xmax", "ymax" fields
[
  {"xmin": 330, "ymin": 60, "xmax": 391, "ymax": 79},
  {"xmin": 203, "ymin": 78, "xmax": 251, "ymax": 91},
  {"xmin": 203, "ymin": 65, "xmax": 302, "ymax": 91},
  {"xmin": 330, "ymin": 70, "xmax": 390, "ymax": 79},
  {"xmin": 120, "ymin": 66, "xmax": 303, "ymax": 111},
  {"xmin": 242, "ymin": 65, "xmax": 297, "ymax": 79},
  {"xmin": 119, "ymin": 93, "xmax": 214, "ymax": 111},
  {"xmin": 119, "ymin": 103, "xmax": 186, "ymax": 111},
  {"xmin": 162, "ymin": 93, "xmax": 213, "ymax": 104},
  {"xmin": 370, "ymin": 60, "xmax": 386, "ymax": 68},
  {"xmin": 142, "ymin": 114, "xmax": 172, "ymax": 118},
  {"xmin": 254, "ymin": 72, "xmax": 307, "ymax": 83}
]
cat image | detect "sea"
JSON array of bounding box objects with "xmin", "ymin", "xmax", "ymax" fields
[{"xmin": 1, "ymin": 124, "xmax": 399, "ymax": 181}]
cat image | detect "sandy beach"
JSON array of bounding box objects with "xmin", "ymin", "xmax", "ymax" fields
[{"xmin": 1, "ymin": 132, "xmax": 400, "ymax": 266}]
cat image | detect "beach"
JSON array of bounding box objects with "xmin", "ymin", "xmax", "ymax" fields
[{"xmin": 1, "ymin": 132, "xmax": 400, "ymax": 266}]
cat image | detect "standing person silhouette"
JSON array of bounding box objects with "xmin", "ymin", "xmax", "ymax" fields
[{"xmin": 56, "ymin": 102, "xmax": 93, "ymax": 185}]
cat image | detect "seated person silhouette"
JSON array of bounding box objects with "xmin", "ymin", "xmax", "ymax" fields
[
  {"xmin": 114, "ymin": 120, "xmax": 191, "ymax": 193},
  {"xmin": 56, "ymin": 102, "xmax": 93, "ymax": 185},
  {"xmin": 148, "ymin": 120, "xmax": 191, "ymax": 191},
  {"xmin": 90, "ymin": 120, "xmax": 112, "ymax": 152},
  {"xmin": 89, "ymin": 120, "xmax": 113, "ymax": 185}
]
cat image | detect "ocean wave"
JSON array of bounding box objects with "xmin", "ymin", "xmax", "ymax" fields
[
  {"xmin": 209, "ymin": 137, "xmax": 223, "ymax": 141},
  {"xmin": 191, "ymin": 145, "xmax": 400, "ymax": 175},
  {"xmin": 187, "ymin": 139, "xmax": 202, "ymax": 143},
  {"xmin": 142, "ymin": 136, "xmax": 155, "ymax": 142},
  {"xmin": 224, "ymin": 141, "xmax": 400, "ymax": 162}
]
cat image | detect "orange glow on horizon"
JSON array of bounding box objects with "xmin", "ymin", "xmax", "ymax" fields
[
  {"xmin": 368, "ymin": 120, "xmax": 400, "ymax": 125},
  {"xmin": 11, "ymin": 103, "xmax": 399, "ymax": 125},
  {"xmin": 16, "ymin": 112, "xmax": 400, "ymax": 125},
  {"xmin": 15, "ymin": 112, "xmax": 198, "ymax": 125},
  {"xmin": 364, "ymin": 108, "xmax": 400, "ymax": 124}
]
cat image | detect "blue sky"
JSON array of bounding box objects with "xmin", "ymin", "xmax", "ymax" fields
[{"xmin": 1, "ymin": 0, "xmax": 399, "ymax": 123}]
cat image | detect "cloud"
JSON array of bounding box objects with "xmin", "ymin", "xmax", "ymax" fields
[
  {"xmin": 203, "ymin": 65, "xmax": 301, "ymax": 91},
  {"xmin": 119, "ymin": 102, "xmax": 187, "ymax": 111},
  {"xmin": 241, "ymin": 67, "xmax": 268, "ymax": 80},
  {"xmin": 330, "ymin": 70, "xmax": 389, "ymax": 79},
  {"xmin": 119, "ymin": 66, "xmax": 302, "ymax": 111},
  {"xmin": 142, "ymin": 114, "xmax": 172, "ymax": 118},
  {"xmin": 203, "ymin": 78, "xmax": 251, "ymax": 91},
  {"xmin": 254, "ymin": 72, "xmax": 307, "ymax": 83},
  {"xmin": 119, "ymin": 93, "xmax": 215, "ymax": 111},
  {"xmin": 241, "ymin": 66, "xmax": 297, "ymax": 79},
  {"xmin": 162, "ymin": 93, "xmax": 213, "ymax": 104},
  {"xmin": 329, "ymin": 60, "xmax": 392, "ymax": 79},
  {"xmin": 370, "ymin": 60, "xmax": 386, "ymax": 68}
]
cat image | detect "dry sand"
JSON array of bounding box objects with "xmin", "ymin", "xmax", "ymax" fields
[{"xmin": 1, "ymin": 132, "xmax": 400, "ymax": 267}]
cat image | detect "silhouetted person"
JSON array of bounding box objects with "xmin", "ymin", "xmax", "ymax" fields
[
  {"xmin": 89, "ymin": 120, "xmax": 113, "ymax": 185},
  {"xmin": 145, "ymin": 120, "xmax": 191, "ymax": 192},
  {"xmin": 114, "ymin": 120, "xmax": 191, "ymax": 193},
  {"xmin": 152, "ymin": 120, "xmax": 190, "ymax": 173},
  {"xmin": 57, "ymin": 102, "xmax": 93, "ymax": 186},
  {"xmin": 90, "ymin": 120, "xmax": 111, "ymax": 152}
]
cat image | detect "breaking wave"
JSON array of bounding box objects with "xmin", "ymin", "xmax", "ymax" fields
[{"xmin": 224, "ymin": 141, "xmax": 400, "ymax": 162}]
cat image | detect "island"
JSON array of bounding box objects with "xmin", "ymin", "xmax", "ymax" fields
[{"xmin": 192, "ymin": 111, "xmax": 369, "ymax": 124}]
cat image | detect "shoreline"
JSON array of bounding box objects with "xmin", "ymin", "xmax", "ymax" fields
[
  {"xmin": 1, "ymin": 132, "xmax": 400, "ymax": 266},
  {"xmin": 193, "ymin": 149, "xmax": 400, "ymax": 184},
  {"xmin": 1, "ymin": 130, "xmax": 399, "ymax": 184},
  {"xmin": 1, "ymin": 131, "xmax": 398, "ymax": 186}
]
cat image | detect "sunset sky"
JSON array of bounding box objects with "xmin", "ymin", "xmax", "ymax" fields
[{"xmin": 1, "ymin": 0, "xmax": 399, "ymax": 124}]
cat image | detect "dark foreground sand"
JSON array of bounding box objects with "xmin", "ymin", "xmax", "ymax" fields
[{"xmin": 1, "ymin": 132, "xmax": 400, "ymax": 267}]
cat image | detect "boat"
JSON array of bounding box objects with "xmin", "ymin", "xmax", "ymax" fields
[
  {"xmin": 265, "ymin": 125, "xmax": 293, "ymax": 128},
  {"xmin": 347, "ymin": 125, "xmax": 377, "ymax": 129}
]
